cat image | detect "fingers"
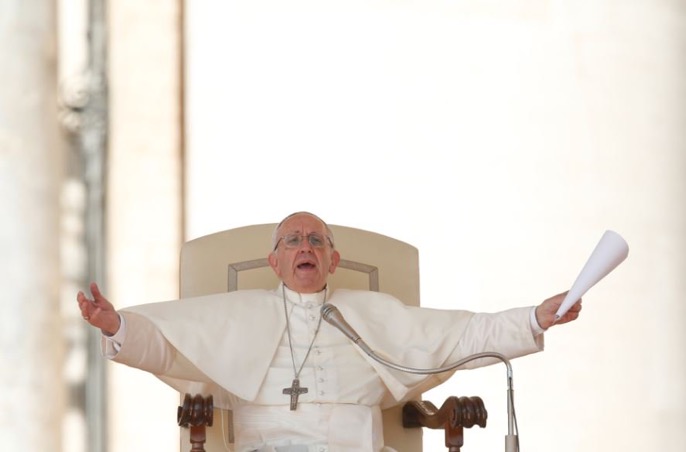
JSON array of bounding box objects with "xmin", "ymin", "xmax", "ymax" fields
[
  {"xmin": 80, "ymin": 302, "xmax": 104, "ymax": 324},
  {"xmin": 555, "ymin": 300, "xmax": 582, "ymax": 325},
  {"xmin": 563, "ymin": 299, "xmax": 583, "ymax": 315},
  {"xmin": 86, "ymin": 282, "xmax": 111, "ymax": 309},
  {"xmin": 77, "ymin": 291, "xmax": 89, "ymax": 311},
  {"xmin": 77, "ymin": 288, "xmax": 95, "ymax": 305},
  {"xmin": 551, "ymin": 291, "xmax": 569, "ymax": 308},
  {"xmin": 77, "ymin": 283, "xmax": 104, "ymax": 323},
  {"xmin": 90, "ymin": 282, "xmax": 107, "ymax": 306},
  {"xmin": 79, "ymin": 300, "xmax": 93, "ymax": 322},
  {"xmin": 540, "ymin": 294, "xmax": 582, "ymax": 329}
]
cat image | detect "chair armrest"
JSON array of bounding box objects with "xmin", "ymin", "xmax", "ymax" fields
[{"xmin": 402, "ymin": 396, "xmax": 487, "ymax": 451}]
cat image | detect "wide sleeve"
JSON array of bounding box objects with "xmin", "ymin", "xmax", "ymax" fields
[
  {"xmin": 327, "ymin": 290, "xmax": 544, "ymax": 408},
  {"xmin": 448, "ymin": 307, "xmax": 544, "ymax": 370},
  {"xmin": 110, "ymin": 289, "xmax": 287, "ymax": 405},
  {"xmin": 108, "ymin": 311, "xmax": 178, "ymax": 375}
]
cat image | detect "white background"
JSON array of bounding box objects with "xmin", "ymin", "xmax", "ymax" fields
[{"xmin": 184, "ymin": 1, "xmax": 685, "ymax": 450}]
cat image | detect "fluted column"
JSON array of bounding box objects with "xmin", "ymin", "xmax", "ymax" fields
[{"xmin": 0, "ymin": 0, "xmax": 65, "ymax": 450}]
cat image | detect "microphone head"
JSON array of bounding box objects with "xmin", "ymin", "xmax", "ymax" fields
[
  {"xmin": 320, "ymin": 303, "xmax": 361, "ymax": 343},
  {"xmin": 320, "ymin": 303, "xmax": 339, "ymax": 321}
]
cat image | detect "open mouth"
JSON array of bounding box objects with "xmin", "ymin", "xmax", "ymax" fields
[{"xmin": 296, "ymin": 259, "xmax": 317, "ymax": 270}]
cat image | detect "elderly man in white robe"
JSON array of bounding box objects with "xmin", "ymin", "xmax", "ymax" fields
[{"xmin": 77, "ymin": 211, "xmax": 582, "ymax": 452}]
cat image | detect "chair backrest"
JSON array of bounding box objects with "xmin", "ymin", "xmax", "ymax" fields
[{"xmin": 179, "ymin": 223, "xmax": 423, "ymax": 451}]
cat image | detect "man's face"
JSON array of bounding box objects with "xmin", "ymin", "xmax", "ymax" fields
[{"xmin": 268, "ymin": 213, "xmax": 340, "ymax": 293}]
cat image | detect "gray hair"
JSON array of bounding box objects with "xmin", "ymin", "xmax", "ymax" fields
[{"xmin": 271, "ymin": 211, "xmax": 335, "ymax": 250}]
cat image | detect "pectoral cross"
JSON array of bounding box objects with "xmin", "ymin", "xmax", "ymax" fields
[{"xmin": 283, "ymin": 378, "xmax": 308, "ymax": 410}]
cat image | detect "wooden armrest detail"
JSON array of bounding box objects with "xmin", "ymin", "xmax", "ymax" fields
[
  {"xmin": 403, "ymin": 396, "xmax": 487, "ymax": 429},
  {"xmin": 178, "ymin": 394, "xmax": 214, "ymax": 452},
  {"xmin": 403, "ymin": 396, "xmax": 487, "ymax": 452}
]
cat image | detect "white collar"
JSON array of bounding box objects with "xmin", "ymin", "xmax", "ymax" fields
[{"xmin": 279, "ymin": 283, "xmax": 328, "ymax": 306}]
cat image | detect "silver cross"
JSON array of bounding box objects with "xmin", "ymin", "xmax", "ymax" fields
[{"xmin": 283, "ymin": 378, "xmax": 308, "ymax": 410}]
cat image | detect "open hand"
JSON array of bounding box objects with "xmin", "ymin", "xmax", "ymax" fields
[{"xmin": 76, "ymin": 282, "xmax": 121, "ymax": 335}]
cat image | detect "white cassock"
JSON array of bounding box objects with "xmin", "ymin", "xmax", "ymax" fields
[{"xmin": 104, "ymin": 284, "xmax": 544, "ymax": 452}]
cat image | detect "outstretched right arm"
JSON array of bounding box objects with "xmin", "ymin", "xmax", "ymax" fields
[{"xmin": 77, "ymin": 283, "xmax": 178, "ymax": 375}]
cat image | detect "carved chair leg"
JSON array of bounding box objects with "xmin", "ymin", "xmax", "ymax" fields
[
  {"xmin": 445, "ymin": 424, "xmax": 464, "ymax": 452},
  {"xmin": 189, "ymin": 425, "xmax": 207, "ymax": 452},
  {"xmin": 178, "ymin": 394, "xmax": 214, "ymax": 452}
]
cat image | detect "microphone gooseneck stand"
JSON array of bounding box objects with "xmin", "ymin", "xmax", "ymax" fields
[{"xmin": 321, "ymin": 304, "xmax": 520, "ymax": 452}]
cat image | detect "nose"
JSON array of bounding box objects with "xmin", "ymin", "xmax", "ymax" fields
[{"xmin": 297, "ymin": 238, "xmax": 314, "ymax": 251}]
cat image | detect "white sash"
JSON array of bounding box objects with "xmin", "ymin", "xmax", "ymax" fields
[{"xmin": 233, "ymin": 403, "xmax": 384, "ymax": 452}]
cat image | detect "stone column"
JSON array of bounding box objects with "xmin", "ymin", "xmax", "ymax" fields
[{"xmin": 0, "ymin": 0, "xmax": 65, "ymax": 450}]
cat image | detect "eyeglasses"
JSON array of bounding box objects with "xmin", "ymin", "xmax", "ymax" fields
[{"xmin": 274, "ymin": 233, "xmax": 333, "ymax": 250}]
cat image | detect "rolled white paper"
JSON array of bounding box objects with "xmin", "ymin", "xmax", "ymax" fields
[{"xmin": 555, "ymin": 230, "xmax": 629, "ymax": 319}]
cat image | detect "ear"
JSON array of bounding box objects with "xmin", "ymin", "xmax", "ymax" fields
[
  {"xmin": 268, "ymin": 252, "xmax": 280, "ymax": 276},
  {"xmin": 328, "ymin": 250, "xmax": 341, "ymax": 274}
]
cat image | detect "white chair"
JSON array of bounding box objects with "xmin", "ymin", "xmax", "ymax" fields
[{"xmin": 176, "ymin": 223, "xmax": 486, "ymax": 451}]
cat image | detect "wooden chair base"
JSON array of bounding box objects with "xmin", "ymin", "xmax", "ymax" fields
[{"xmin": 178, "ymin": 393, "xmax": 486, "ymax": 452}]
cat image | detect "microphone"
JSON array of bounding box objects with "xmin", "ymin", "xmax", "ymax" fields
[
  {"xmin": 321, "ymin": 304, "xmax": 376, "ymax": 357},
  {"xmin": 320, "ymin": 303, "xmax": 362, "ymax": 344},
  {"xmin": 321, "ymin": 303, "xmax": 520, "ymax": 452}
]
